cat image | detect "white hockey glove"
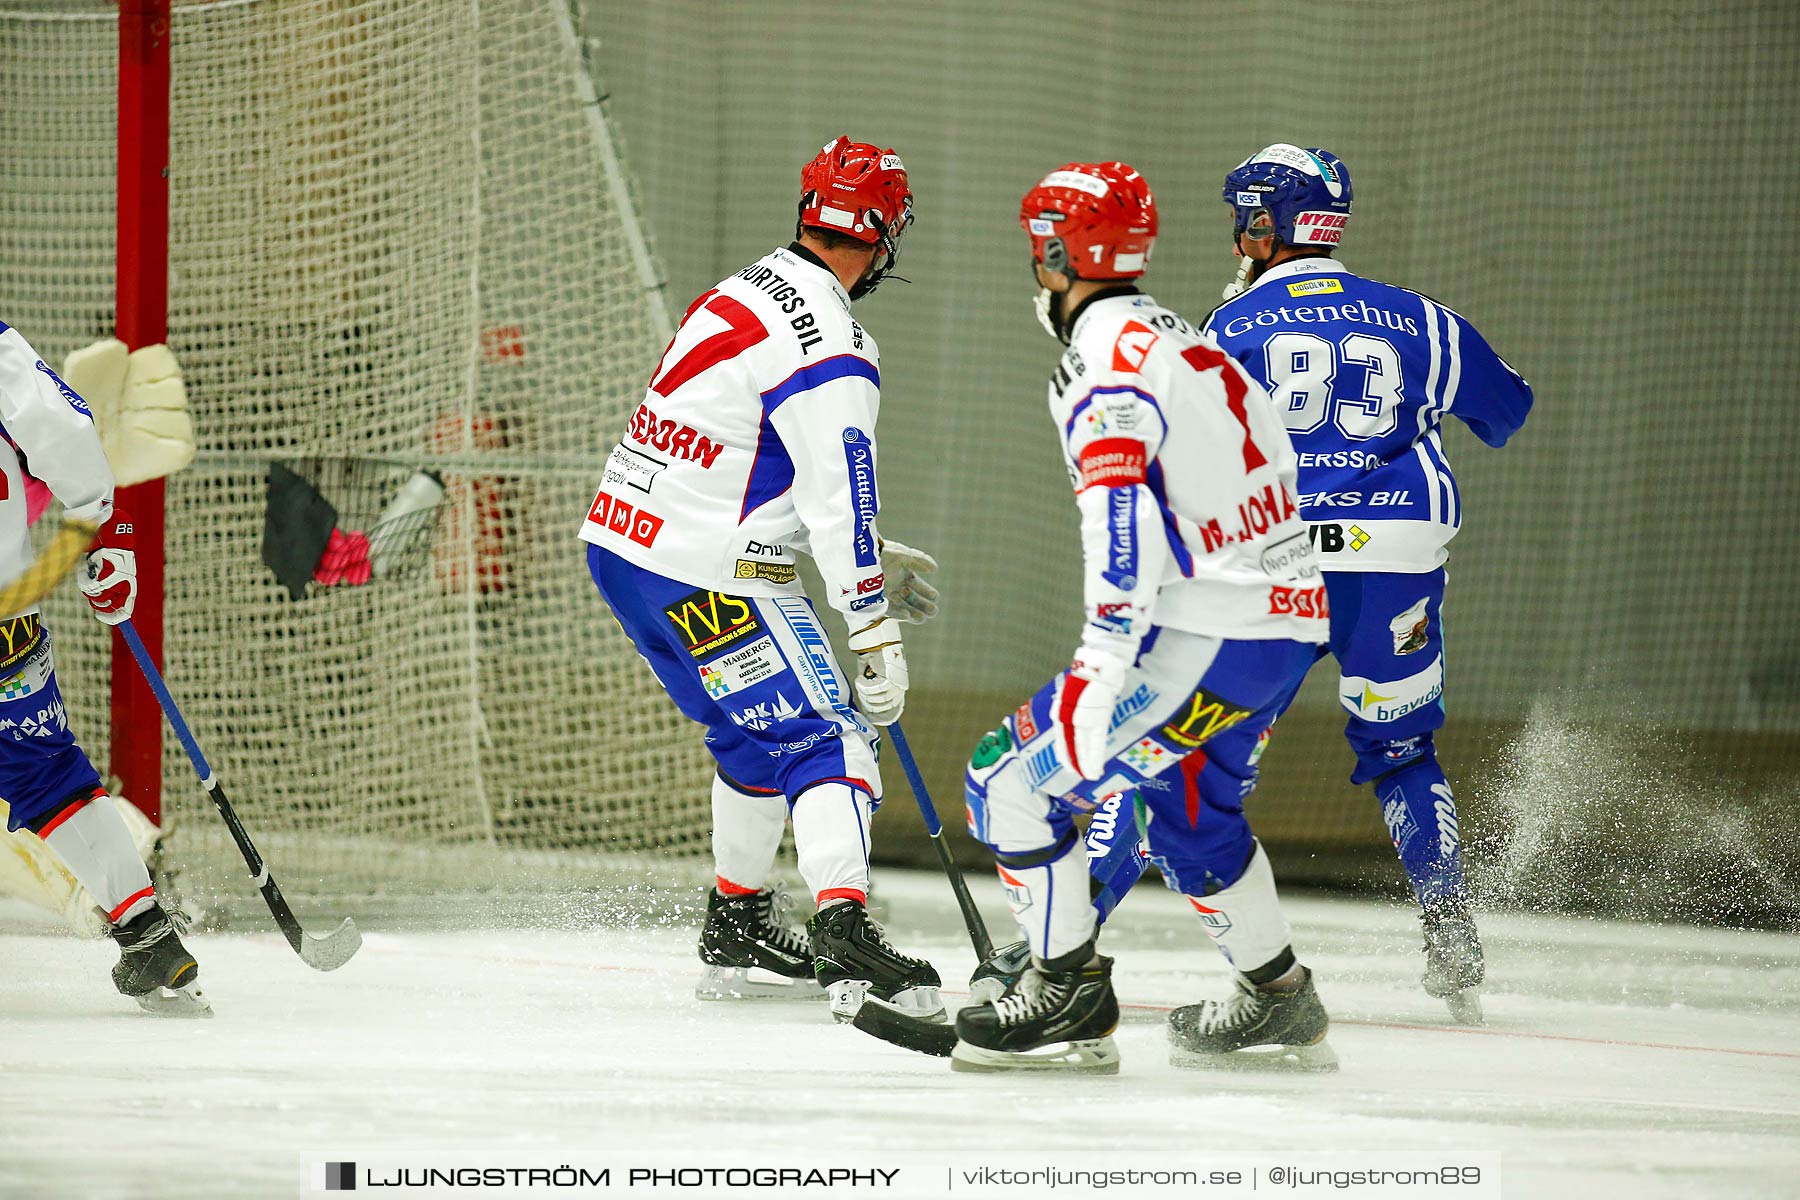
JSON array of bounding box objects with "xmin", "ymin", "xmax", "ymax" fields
[
  {"xmin": 846, "ymin": 615, "xmax": 908, "ymax": 725},
  {"xmin": 1060, "ymin": 646, "xmax": 1128, "ymax": 781},
  {"xmin": 61, "ymin": 339, "xmax": 195, "ymax": 487},
  {"xmin": 79, "ymin": 506, "xmax": 138, "ymax": 626},
  {"xmin": 879, "ymin": 538, "xmax": 940, "ymax": 624}
]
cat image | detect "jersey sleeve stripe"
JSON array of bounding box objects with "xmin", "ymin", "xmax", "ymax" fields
[
  {"xmin": 1441, "ymin": 309, "xmax": 1462, "ymax": 416},
  {"xmin": 1425, "ymin": 429, "xmax": 1458, "ymax": 526},
  {"xmin": 759, "ymin": 353, "xmax": 879, "ymax": 413},
  {"xmin": 1412, "ymin": 442, "xmax": 1443, "ymax": 525},
  {"xmin": 1063, "ymin": 384, "xmax": 1166, "ymax": 440},
  {"xmin": 1144, "ymin": 461, "xmax": 1196, "ymax": 577},
  {"xmin": 738, "ymin": 414, "xmax": 796, "ymax": 523},
  {"xmin": 1417, "ymin": 296, "xmax": 1442, "ymax": 438}
]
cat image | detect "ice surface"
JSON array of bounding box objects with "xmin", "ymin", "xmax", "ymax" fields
[{"xmin": 3, "ymin": 871, "xmax": 1797, "ymax": 1199}]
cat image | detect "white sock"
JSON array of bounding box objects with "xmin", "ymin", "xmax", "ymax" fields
[
  {"xmin": 790, "ymin": 781, "xmax": 871, "ymax": 906},
  {"xmin": 1185, "ymin": 840, "xmax": 1294, "ymax": 976},
  {"xmin": 39, "ymin": 795, "xmax": 156, "ymax": 925},
  {"xmin": 710, "ymin": 774, "xmax": 787, "ymax": 894},
  {"xmin": 997, "ymin": 846, "xmax": 1096, "ymax": 963}
]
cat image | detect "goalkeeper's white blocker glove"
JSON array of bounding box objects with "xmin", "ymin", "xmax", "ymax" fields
[
  {"xmin": 1061, "ymin": 644, "xmax": 1129, "ymax": 781},
  {"xmin": 846, "ymin": 616, "xmax": 908, "ymax": 725},
  {"xmin": 879, "ymin": 538, "xmax": 940, "ymax": 624},
  {"xmin": 61, "ymin": 338, "xmax": 195, "ymax": 487}
]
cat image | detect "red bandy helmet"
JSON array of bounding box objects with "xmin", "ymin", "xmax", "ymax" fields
[
  {"xmin": 797, "ymin": 135, "xmax": 915, "ymax": 298},
  {"xmin": 1019, "ymin": 162, "xmax": 1158, "ymax": 281}
]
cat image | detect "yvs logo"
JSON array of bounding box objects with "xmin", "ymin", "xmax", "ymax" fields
[
  {"xmin": 663, "ymin": 589, "xmax": 764, "ymax": 661},
  {"xmin": 0, "ymin": 614, "xmax": 43, "ymax": 675},
  {"xmin": 1157, "ymin": 686, "xmax": 1252, "ymax": 750},
  {"xmin": 1110, "ymin": 320, "xmax": 1160, "ymax": 373}
]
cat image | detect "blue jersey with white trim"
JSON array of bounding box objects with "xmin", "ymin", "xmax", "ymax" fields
[
  {"xmin": 1204, "ymin": 258, "xmax": 1532, "ymax": 572},
  {"xmin": 579, "ymin": 245, "xmax": 888, "ymax": 623}
]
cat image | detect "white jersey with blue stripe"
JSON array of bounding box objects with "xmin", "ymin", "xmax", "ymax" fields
[
  {"xmin": 1052, "ymin": 292, "xmax": 1327, "ymax": 649},
  {"xmin": 579, "ymin": 245, "xmax": 888, "ymax": 624},
  {"xmin": 0, "ymin": 320, "xmax": 115, "ymax": 616},
  {"xmin": 1204, "ymin": 258, "xmax": 1533, "ymax": 572}
]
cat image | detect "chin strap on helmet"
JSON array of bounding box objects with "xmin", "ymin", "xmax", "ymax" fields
[
  {"xmin": 795, "ymin": 196, "xmax": 913, "ymax": 302},
  {"xmin": 850, "ymin": 202, "xmax": 914, "ymax": 300}
]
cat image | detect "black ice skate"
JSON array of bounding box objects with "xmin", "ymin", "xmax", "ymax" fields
[
  {"xmin": 807, "ymin": 900, "xmax": 943, "ymax": 1022},
  {"xmin": 1421, "ymin": 903, "xmax": 1485, "ymax": 1025},
  {"xmin": 968, "ymin": 938, "xmax": 1031, "ymax": 1004},
  {"xmin": 110, "ymin": 903, "xmax": 211, "ymax": 1018},
  {"xmin": 695, "ymin": 887, "xmax": 824, "ymax": 1002},
  {"xmin": 951, "ymin": 948, "xmax": 1120, "ymax": 1074},
  {"xmin": 1167, "ymin": 967, "xmax": 1336, "ymax": 1072}
]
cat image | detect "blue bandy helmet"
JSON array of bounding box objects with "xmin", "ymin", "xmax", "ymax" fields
[{"xmin": 1222, "ymin": 144, "xmax": 1352, "ymax": 248}]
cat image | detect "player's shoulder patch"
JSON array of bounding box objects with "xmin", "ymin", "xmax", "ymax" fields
[{"xmin": 1109, "ymin": 319, "xmax": 1160, "ymax": 374}]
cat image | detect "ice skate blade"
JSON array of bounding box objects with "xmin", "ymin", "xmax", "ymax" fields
[
  {"xmin": 133, "ymin": 985, "xmax": 213, "ymax": 1019},
  {"xmin": 828, "ymin": 980, "xmax": 945, "ymax": 1024},
  {"xmin": 1444, "ymin": 989, "xmax": 1484, "ymax": 1026},
  {"xmin": 695, "ymin": 965, "xmax": 825, "ymax": 1002},
  {"xmin": 950, "ymin": 1036, "xmax": 1120, "ymax": 1075},
  {"xmin": 1169, "ymin": 1036, "xmax": 1338, "ymax": 1073}
]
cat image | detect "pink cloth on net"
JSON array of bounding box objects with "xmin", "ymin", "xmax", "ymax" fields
[{"xmin": 313, "ymin": 528, "xmax": 372, "ymax": 586}]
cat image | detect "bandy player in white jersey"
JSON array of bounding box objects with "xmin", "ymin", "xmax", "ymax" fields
[
  {"xmin": 581, "ymin": 137, "xmax": 944, "ymax": 1021},
  {"xmin": 0, "ymin": 318, "xmax": 206, "ymax": 1015},
  {"xmin": 949, "ymin": 163, "xmax": 1336, "ymax": 1074}
]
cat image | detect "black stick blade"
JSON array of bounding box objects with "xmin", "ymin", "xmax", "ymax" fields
[{"xmin": 852, "ymin": 997, "xmax": 958, "ymax": 1057}]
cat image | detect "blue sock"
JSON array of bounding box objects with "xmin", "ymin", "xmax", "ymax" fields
[
  {"xmin": 1085, "ymin": 790, "xmax": 1150, "ymax": 925},
  {"xmin": 1375, "ymin": 758, "xmax": 1467, "ymax": 909}
]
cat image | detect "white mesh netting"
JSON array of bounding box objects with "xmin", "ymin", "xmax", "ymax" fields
[
  {"xmin": 4, "ymin": 1, "xmax": 1797, "ymax": 920},
  {"xmin": 1, "ymin": 0, "xmax": 711, "ymax": 907}
]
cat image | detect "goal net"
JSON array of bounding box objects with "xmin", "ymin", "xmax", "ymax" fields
[{"xmin": 0, "ymin": 0, "xmax": 712, "ymax": 909}]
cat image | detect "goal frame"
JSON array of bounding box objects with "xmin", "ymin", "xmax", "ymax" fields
[{"xmin": 113, "ymin": 0, "xmax": 172, "ymax": 825}]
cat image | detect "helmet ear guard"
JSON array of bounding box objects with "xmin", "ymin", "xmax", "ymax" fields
[
  {"xmin": 1039, "ymin": 234, "xmax": 1073, "ymax": 279},
  {"xmin": 1232, "ymin": 206, "xmax": 1277, "ymax": 244},
  {"xmin": 850, "ymin": 210, "xmax": 906, "ymax": 300}
]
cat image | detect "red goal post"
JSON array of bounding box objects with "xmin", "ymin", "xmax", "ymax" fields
[{"xmin": 113, "ymin": 0, "xmax": 172, "ymax": 826}]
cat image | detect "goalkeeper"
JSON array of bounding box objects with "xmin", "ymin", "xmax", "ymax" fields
[{"xmin": 0, "ymin": 319, "xmax": 205, "ymax": 1016}]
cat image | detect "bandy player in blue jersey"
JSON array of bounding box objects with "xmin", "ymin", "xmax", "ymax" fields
[
  {"xmin": 581, "ymin": 138, "xmax": 943, "ymax": 1023},
  {"xmin": 1205, "ymin": 145, "xmax": 1532, "ymax": 1021},
  {"xmin": 1033, "ymin": 146, "xmax": 1532, "ymax": 1028}
]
